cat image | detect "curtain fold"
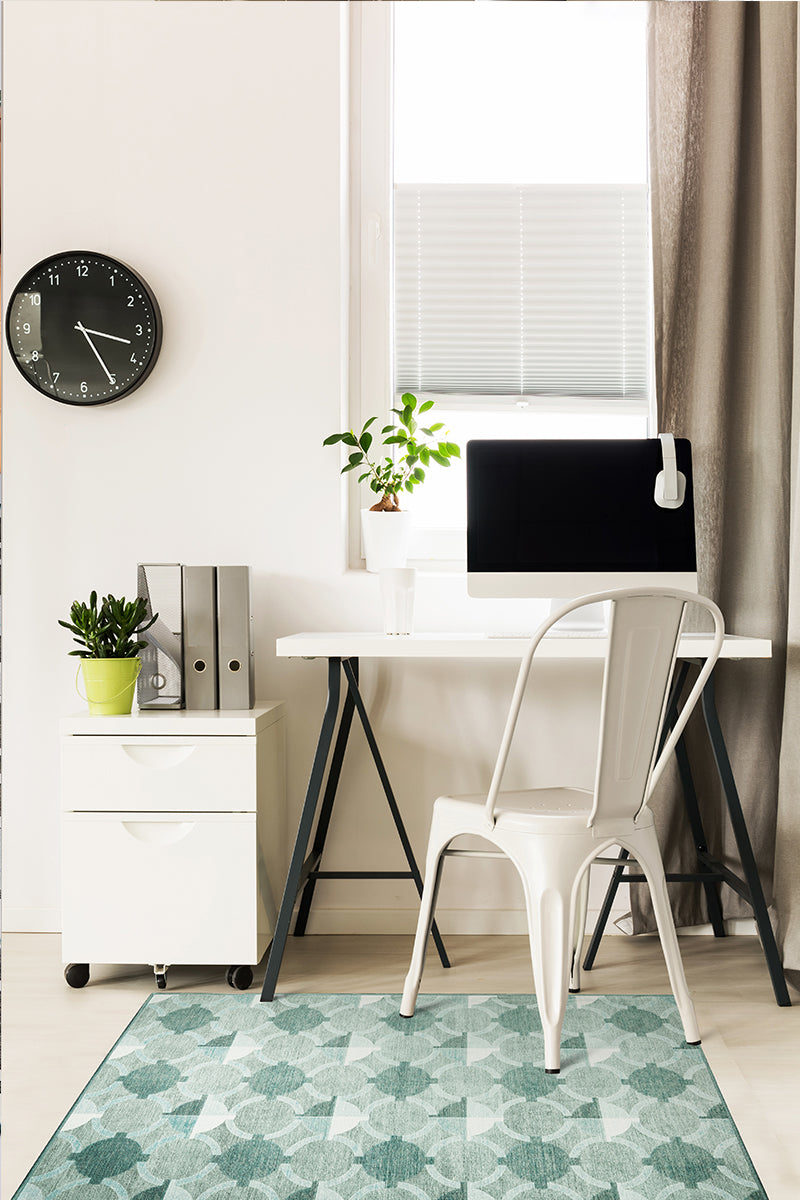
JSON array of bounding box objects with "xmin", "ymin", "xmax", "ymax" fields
[{"xmin": 637, "ymin": 1, "xmax": 800, "ymax": 972}]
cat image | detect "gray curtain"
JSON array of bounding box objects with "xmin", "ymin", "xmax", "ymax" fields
[{"xmin": 634, "ymin": 1, "xmax": 800, "ymax": 975}]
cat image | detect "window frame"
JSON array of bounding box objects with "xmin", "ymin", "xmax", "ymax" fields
[{"xmin": 348, "ymin": 2, "xmax": 655, "ymax": 573}]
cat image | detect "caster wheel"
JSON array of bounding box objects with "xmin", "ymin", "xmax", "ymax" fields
[
  {"xmin": 65, "ymin": 963, "xmax": 90, "ymax": 988},
  {"xmin": 156, "ymin": 972, "xmax": 168, "ymax": 990},
  {"xmin": 227, "ymin": 965, "xmax": 253, "ymax": 991}
]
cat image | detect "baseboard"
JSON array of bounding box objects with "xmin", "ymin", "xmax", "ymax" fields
[
  {"xmin": 1, "ymin": 908, "xmax": 757, "ymax": 938},
  {"xmin": 2, "ymin": 907, "xmax": 62, "ymax": 934}
]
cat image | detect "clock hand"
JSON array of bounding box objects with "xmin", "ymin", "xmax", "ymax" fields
[
  {"xmin": 80, "ymin": 327, "xmax": 132, "ymax": 344},
  {"xmin": 74, "ymin": 320, "xmax": 115, "ymax": 384}
]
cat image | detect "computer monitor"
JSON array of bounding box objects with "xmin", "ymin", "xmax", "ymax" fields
[{"xmin": 466, "ymin": 438, "xmax": 698, "ymax": 599}]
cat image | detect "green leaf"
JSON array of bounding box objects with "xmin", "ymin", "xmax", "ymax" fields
[
  {"xmin": 400, "ymin": 392, "xmax": 418, "ymax": 409},
  {"xmin": 362, "ymin": 416, "xmax": 377, "ymax": 431},
  {"xmin": 429, "ymin": 422, "xmax": 444, "ymax": 432},
  {"xmin": 431, "ymin": 451, "xmax": 450, "ymax": 466},
  {"xmin": 342, "ymin": 432, "xmax": 359, "ymax": 447},
  {"xmin": 341, "ymin": 461, "xmax": 361, "ymax": 473},
  {"xmin": 413, "ymin": 467, "xmax": 426, "ymax": 481},
  {"xmin": 446, "ymin": 442, "xmax": 461, "ymax": 457},
  {"xmin": 357, "ymin": 472, "xmax": 370, "ymax": 483},
  {"xmin": 359, "ymin": 431, "xmax": 373, "ymax": 452},
  {"xmin": 420, "ymin": 446, "xmax": 430, "ymax": 466},
  {"xmin": 348, "ymin": 451, "xmax": 364, "ymax": 464},
  {"xmin": 383, "ymin": 435, "xmax": 408, "ymax": 446},
  {"xmin": 418, "ymin": 399, "xmax": 434, "ymax": 413},
  {"xmin": 381, "ymin": 424, "xmax": 394, "ymax": 435},
  {"xmin": 322, "ymin": 433, "xmax": 345, "ymax": 446},
  {"xmin": 404, "ymin": 479, "xmax": 414, "ymax": 492}
]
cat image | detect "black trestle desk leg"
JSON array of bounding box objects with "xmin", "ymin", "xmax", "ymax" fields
[
  {"xmin": 293, "ymin": 664, "xmax": 358, "ymax": 938},
  {"xmin": 700, "ymin": 673, "xmax": 791, "ymax": 1007},
  {"xmin": 260, "ymin": 657, "xmax": 342, "ymax": 1002},
  {"xmin": 672, "ymin": 720, "xmax": 726, "ymax": 938},
  {"xmin": 342, "ymin": 657, "xmax": 451, "ymax": 969}
]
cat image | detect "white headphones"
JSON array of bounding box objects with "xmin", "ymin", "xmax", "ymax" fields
[{"xmin": 654, "ymin": 433, "xmax": 686, "ymax": 509}]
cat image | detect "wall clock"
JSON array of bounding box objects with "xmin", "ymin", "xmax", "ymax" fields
[{"xmin": 5, "ymin": 251, "xmax": 163, "ymax": 405}]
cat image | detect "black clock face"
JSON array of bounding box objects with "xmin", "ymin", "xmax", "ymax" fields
[{"xmin": 5, "ymin": 251, "xmax": 162, "ymax": 405}]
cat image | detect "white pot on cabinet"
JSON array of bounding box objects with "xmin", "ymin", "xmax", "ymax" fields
[{"xmin": 361, "ymin": 509, "xmax": 413, "ymax": 573}]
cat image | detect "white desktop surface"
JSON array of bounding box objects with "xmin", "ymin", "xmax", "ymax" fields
[{"xmin": 276, "ymin": 632, "xmax": 771, "ymax": 660}]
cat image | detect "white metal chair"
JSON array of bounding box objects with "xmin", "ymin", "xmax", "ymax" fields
[{"xmin": 400, "ymin": 587, "xmax": 725, "ymax": 1073}]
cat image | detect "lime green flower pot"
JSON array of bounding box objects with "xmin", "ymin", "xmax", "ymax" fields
[{"xmin": 79, "ymin": 658, "xmax": 141, "ymax": 715}]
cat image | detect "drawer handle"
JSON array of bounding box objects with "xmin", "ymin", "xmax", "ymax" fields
[
  {"xmin": 121, "ymin": 745, "xmax": 195, "ymax": 769},
  {"xmin": 121, "ymin": 821, "xmax": 195, "ymax": 845}
]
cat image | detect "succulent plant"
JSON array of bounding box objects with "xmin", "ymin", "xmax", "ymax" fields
[{"xmin": 59, "ymin": 591, "xmax": 157, "ymax": 658}]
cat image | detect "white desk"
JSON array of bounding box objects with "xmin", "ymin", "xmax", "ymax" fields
[
  {"xmin": 261, "ymin": 631, "xmax": 789, "ymax": 1007},
  {"xmin": 276, "ymin": 631, "xmax": 771, "ymax": 661}
]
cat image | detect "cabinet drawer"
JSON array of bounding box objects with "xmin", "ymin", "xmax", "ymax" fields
[
  {"xmin": 61, "ymin": 735, "xmax": 257, "ymax": 813},
  {"xmin": 61, "ymin": 811, "xmax": 263, "ymax": 965}
]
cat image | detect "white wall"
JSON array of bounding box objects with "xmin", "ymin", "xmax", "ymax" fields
[{"xmin": 1, "ymin": 0, "xmax": 625, "ymax": 940}]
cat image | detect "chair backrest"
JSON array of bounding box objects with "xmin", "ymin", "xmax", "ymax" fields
[{"xmin": 483, "ymin": 588, "xmax": 725, "ymax": 828}]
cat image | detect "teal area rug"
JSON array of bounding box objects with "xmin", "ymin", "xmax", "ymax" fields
[{"xmin": 15, "ymin": 993, "xmax": 766, "ymax": 1199}]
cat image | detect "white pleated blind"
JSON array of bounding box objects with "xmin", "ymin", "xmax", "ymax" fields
[{"xmin": 394, "ymin": 184, "xmax": 650, "ymax": 402}]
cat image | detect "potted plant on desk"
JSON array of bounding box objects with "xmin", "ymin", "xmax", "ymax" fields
[
  {"xmin": 59, "ymin": 591, "xmax": 158, "ymax": 715},
  {"xmin": 324, "ymin": 392, "xmax": 460, "ymax": 571}
]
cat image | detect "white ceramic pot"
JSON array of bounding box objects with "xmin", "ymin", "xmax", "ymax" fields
[{"xmin": 361, "ymin": 508, "xmax": 413, "ymax": 573}]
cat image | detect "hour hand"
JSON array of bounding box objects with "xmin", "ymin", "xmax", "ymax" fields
[{"xmin": 74, "ymin": 320, "xmax": 115, "ymax": 384}]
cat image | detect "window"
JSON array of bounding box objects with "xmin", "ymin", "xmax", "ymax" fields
[{"xmin": 350, "ymin": 2, "xmax": 652, "ymax": 568}]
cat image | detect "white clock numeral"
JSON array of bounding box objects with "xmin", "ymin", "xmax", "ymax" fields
[
  {"xmin": 48, "ymin": 274, "xmax": 59, "ymax": 286},
  {"xmin": 80, "ymin": 382, "xmax": 88, "ymax": 394},
  {"xmin": 135, "ymin": 324, "xmax": 143, "ymax": 336},
  {"xmin": 23, "ymin": 323, "xmax": 31, "ymax": 334},
  {"xmin": 31, "ymin": 350, "xmax": 39, "ymax": 361},
  {"xmin": 53, "ymin": 372, "xmax": 60, "ymax": 383},
  {"xmin": 31, "ymin": 294, "xmax": 41, "ymax": 306},
  {"xmin": 110, "ymin": 377, "xmax": 116, "ymax": 385},
  {"xmin": 76, "ymin": 265, "xmax": 88, "ymax": 277},
  {"xmin": 130, "ymin": 354, "xmax": 137, "ymax": 363},
  {"xmin": 127, "ymin": 296, "xmax": 134, "ymax": 307},
  {"xmin": 109, "ymin": 275, "xmax": 115, "ymax": 286}
]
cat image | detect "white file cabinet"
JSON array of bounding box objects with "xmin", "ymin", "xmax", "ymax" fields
[{"xmin": 60, "ymin": 703, "xmax": 285, "ymax": 990}]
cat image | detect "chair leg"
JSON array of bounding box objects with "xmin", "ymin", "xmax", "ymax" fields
[
  {"xmin": 400, "ymin": 839, "xmax": 448, "ymax": 1018},
  {"xmin": 625, "ymin": 825, "xmax": 701, "ymax": 1046},
  {"xmin": 510, "ymin": 836, "xmax": 588, "ymax": 1073},
  {"xmin": 569, "ymin": 867, "xmax": 590, "ymax": 993}
]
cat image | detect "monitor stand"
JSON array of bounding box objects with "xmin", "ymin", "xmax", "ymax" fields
[{"xmin": 549, "ymin": 598, "xmax": 608, "ymax": 632}]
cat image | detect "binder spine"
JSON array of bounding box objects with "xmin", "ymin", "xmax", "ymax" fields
[
  {"xmin": 216, "ymin": 565, "xmax": 255, "ymax": 709},
  {"xmin": 182, "ymin": 566, "xmax": 219, "ymax": 710}
]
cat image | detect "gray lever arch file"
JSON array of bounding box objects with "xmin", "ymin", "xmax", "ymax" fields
[
  {"xmin": 216, "ymin": 565, "xmax": 255, "ymax": 709},
  {"xmin": 182, "ymin": 565, "xmax": 218, "ymax": 710},
  {"xmin": 137, "ymin": 563, "xmax": 184, "ymax": 709}
]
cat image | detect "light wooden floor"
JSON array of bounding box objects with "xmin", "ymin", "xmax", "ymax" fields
[{"xmin": 3, "ymin": 932, "xmax": 799, "ymax": 1199}]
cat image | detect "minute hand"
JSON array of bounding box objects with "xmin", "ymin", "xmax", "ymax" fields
[
  {"xmin": 75, "ymin": 321, "xmax": 115, "ymax": 384},
  {"xmin": 80, "ymin": 327, "xmax": 132, "ymax": 344}
]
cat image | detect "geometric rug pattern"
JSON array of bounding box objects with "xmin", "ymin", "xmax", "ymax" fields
[{"xmin": 13, "ymin": 992, "xmax": 767, "ymax": 1199}]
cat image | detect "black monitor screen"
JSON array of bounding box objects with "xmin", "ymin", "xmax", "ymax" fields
[{"xmin": 467, "ymin": 439, "xmax": 697, "ymax": 574}]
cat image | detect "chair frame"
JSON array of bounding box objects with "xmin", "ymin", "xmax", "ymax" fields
[{"xmin": 400, "ymin": 587, "xmax": 725, "ymax": 1072}]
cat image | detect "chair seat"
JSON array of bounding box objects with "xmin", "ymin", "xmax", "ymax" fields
[
  {"xmin": 435, "ymin": 786, "xmax": 592, "ymax": 836},
  {"xmin": 435, "ymin": 787, "xmax": 657, "ymax": 837}
]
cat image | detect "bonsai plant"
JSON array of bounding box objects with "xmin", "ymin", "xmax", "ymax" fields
[
  {"xmin": 323, "ymin": 392, "xmax": 460, "ymax": 570},
  {"xmin": 59, "ymin": 591, "xmax": 158, "ymax": 715},
  {"xmin": 324, "ymin": 391, "xmax": 460, "ymax": 511}
]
